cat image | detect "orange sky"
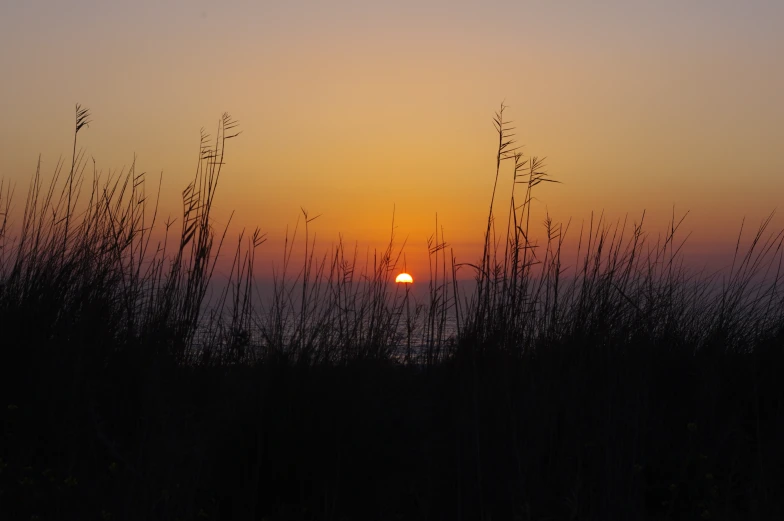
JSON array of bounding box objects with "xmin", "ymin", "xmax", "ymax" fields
[{"xmin": 1, "ymin": 1, "xmax": 783, "ymax": 280}]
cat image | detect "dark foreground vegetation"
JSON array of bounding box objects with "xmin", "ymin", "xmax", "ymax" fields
[{"xmin": 1, "ymin": 105, "xmax": 783, "ymax": 520}]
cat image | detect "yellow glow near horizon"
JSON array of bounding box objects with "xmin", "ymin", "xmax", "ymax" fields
[{"xmin": 395, "ymin": 273, "xmax": 414, "ymax": 284}]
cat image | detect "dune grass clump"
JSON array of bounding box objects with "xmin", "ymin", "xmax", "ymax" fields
[
  {"xmin": 462, "ymin": 103, "xmax": 784, "ymax": 358},
  {"xmin": 1, "ymin": 104, "xmax": 783, "ymax": 520}
]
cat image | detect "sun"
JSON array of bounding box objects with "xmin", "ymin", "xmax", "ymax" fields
[{"xmin": 395, "ymin": 273, "xmax": 413, "ymax": 284}]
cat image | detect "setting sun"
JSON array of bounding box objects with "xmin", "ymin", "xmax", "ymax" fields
[{"xmin": 395, "ymin": 273, "xmax": 414, "ymax": 284}]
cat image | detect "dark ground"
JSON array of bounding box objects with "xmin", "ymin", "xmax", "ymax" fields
[{"xmin": 2, "ymin": 330, "xmax": 783, "ymax": 521}]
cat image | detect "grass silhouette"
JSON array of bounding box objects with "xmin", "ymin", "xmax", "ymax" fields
[{"xmin": 1, "ymin": 104, "xmax": 783, "ymax": 520}]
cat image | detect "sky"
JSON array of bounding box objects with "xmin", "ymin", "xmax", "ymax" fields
[{"xmin": 1, "ymin": 0, "xmax": 783, "ymax": 280}]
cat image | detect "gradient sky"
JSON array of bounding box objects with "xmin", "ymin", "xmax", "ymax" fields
[{"xmin": 1, "ymin": 0, "xmax": 783, "ymax": 279}]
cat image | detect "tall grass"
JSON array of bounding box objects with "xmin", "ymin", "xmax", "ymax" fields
[
  {"xmin": 1, "ymin": 104, "xmax": 783, "ymax": 520},
  {"xmin": 462, "ymin": 103, "xmax": 784, "ymax": 357}
]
